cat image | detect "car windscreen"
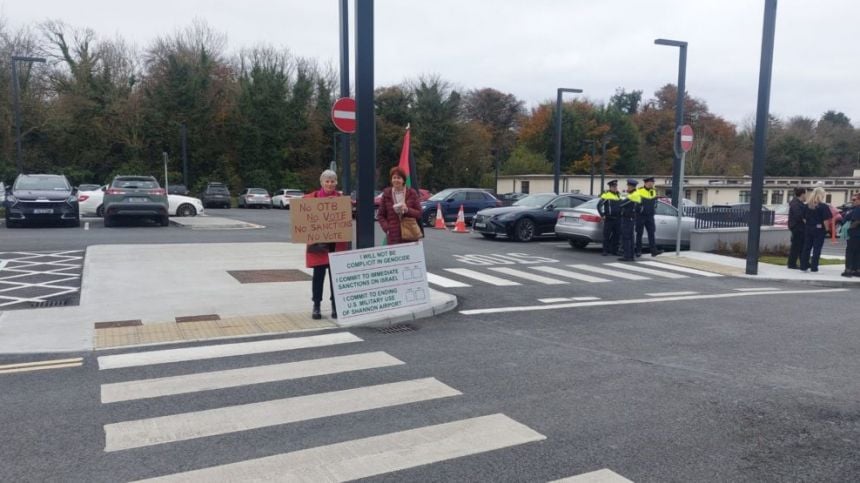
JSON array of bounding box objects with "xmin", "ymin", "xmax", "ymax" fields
[
  {"xmin": 249, "ymin": 189, "xmax": 268, "ymax": 195},
  {"xmin": 429, "ymin": 189, "xmax": 455, "ymax": 201},
  {"xmin": 14, "ymin": 176, "xmax": 69, "ymax": 191},
  {"xmin": 576, "ymin": 198, "xmax": 601, "ymax": 210},
  {"xmin": 207, "ymin": 187, "xmax": 229, "ymax": 194},
  {"xmin": 114, "ymin": 179, "xmax": 158, "ymax": 189},
  {"xmin": 513, "ymin": 194, "xmax": 556, "ymax": 208}
]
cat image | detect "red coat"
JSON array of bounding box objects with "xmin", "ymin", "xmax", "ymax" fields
[
  {"xmin": 305, "ymin": 190, "xmax": 351, "ymax": 268},
  {"xmin": 376, "ymin": 187, "xmax": 422, "ymax": 245}
]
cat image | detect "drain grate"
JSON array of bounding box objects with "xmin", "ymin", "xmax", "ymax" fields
[
  {"xmin": 30, "ymin": 298, "xmax": 69, "ymax": 308},
  {"xmin": 377, "ymin": 324, "xmax": 417, "ymax": 334}
]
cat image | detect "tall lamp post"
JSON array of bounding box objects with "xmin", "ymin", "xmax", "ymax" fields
[
  {"xmin": 600, "ymin": 135, "xmax": 614, "ymax": 190},
  {"xmin": 553, "ymin": 87, "xmax": 583, "ymax": 195},
  {"xmin": 582, "ymin": 140, "xmax": 596, "ymax": 195},
  {"xmin": 10, "ymin": 55, "xmax": 46, "ymax": 175},
  {"xmin": 654, "ymin": 38, "xmax": 687, "ymax": 209}
]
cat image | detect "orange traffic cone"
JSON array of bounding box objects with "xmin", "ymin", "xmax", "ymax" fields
[
  {"xmin": 433, "ymin": 203, "xmax": 447, "ymax": 230},
  {"xmin": 453, "ymin": 204, "xmax": 469, "ymax": 233}
]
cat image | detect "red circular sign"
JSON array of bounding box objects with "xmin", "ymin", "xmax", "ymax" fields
[
  {"xmin": 680, "ymin": 124, "xmax": 694, "ymax": 152},
  {"xmin": 331, "ymin": 97, "xmax": 356, "ymax": 133}
]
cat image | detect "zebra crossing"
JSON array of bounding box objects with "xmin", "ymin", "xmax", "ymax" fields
[
  {"xmin": 428, "ymin": 260, "xmax": 721, "ymax": 289},
  {"xmin": 96, "ymin": 331, "xmax": 548, "ymax": 481}
]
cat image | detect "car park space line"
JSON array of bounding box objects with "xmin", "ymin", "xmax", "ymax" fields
[
  {"xmin": 538, "ymin": 298, "xmax": 571, "ymax": 303},
  {"xmin": 426, "ymin": 272, "xmax": 471, "ymax": 288},
  {"xmin": 636, "ymin": 261, "xmax": 724, "ymax": 277},
  {"xmin": 530, "ymin": 266, "xmax": 611, "ymax": 283},
  {"xmin": 550, "ymin": 468, "xmax": 633, "ymax": 483},
  {"xmin": 645, "ymin": 291, "xmax": 699, "ymax": 297},
  {"xmin": 443, "ymin": 268, "xmax": 521, "ymax": 286},
  {"xmin": 487, "ymin": 267, "xmax": 567, "ymax": 285},
  {"xmin": 604, "ymin": 263, "xmax": 688, "ymax": 279},
  {"xmin": 733, "ymin": 287, "xmax": 781, "ymax": 292},
  {"xmin": 567, "ymin": 264, "xmax": 650, "ymax": 281}
]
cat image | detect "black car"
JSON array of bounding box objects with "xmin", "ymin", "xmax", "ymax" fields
[
  {"xmin": 420, "ymin": 188, "xmax": 501, "ymax": 227},
  {"xmin": 497, "ymin": 192, "xmax": 527, "ymax": 206},
  {"xmin": 4, "ymin": 174, "xmax": 80, "ymax": 228},
  {"xmin": 201, "ymin": 182, "xmax": 231, "ymax": 209},
  {"xmin": 167, "ymin": 184, "xmax": 190, "ymax": 196},
  {"xmin": 472, "ymin": 192, "xmax": 594, "ymax": 241}
]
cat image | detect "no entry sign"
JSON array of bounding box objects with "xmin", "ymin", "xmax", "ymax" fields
[
  {"xmin": 331, "ymin": 97, "xmax": 356, "ymax": 133},
  {"xmin": 680, "ymin": 124, "xmax": 694, "ymax": 152}
]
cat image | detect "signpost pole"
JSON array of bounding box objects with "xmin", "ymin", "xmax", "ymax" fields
[
  {"xmin": 354, "ymin": 0, "xmax": 375, "ymax": 248},
  {"xmin": 675, "ymin": 125, "xmax": 693, "ymax": 256},
  {"xmin": 338, "ymin": 0, "xmax": 351, "ymax": 195},
  {"xmin": 676, "ymin": 149, "xmax": 686, "ymax": 256}
]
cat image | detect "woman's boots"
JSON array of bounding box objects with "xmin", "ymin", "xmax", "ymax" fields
[{"xmin": 312, "ymin": 303, "xmax": 321, "ymax": 320}]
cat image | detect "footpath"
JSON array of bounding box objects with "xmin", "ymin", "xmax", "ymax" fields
[{"xmin": 0, "ymin": 243, "xmax": 456, "ymax": 354}]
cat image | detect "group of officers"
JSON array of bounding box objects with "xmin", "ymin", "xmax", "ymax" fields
[{"xmin": 597, "ymin": 177, "xmax": 665, "ymax": 261}]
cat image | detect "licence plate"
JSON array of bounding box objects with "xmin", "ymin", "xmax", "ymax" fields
[
  {"xmin": 128, "ymin": 197, "xmax": 148, "ymax": 203},
  {"xmin": 33, "ymin": 209, "xmax": 53, "ymax": 214},
  {"xmin": 474, "ymin": 222, "xmax": 486, "ymax": 228}
]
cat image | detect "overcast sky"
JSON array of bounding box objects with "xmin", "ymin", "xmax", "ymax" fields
[{"xmin": 3, "ymin": 1, "xmax": 857, "ymax": 126}]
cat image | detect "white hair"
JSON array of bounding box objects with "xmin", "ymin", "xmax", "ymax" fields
[{"xmin": 319, "ymin": 170, "xmax": 337, "ymax": 183}]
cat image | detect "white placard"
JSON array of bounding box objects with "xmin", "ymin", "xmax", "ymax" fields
[{"xmin": 328, "ymin": 242, "xmax": 430, "ymax": 325}]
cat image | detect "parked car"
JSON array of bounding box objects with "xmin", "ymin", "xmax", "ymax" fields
[
  {"xmin": 555, "ymin": 198, "xmax": 694, "ymax": 249},
  {"xmin": 238, "ymin": 188, "xmax": 272, "ymax": 208},
  {"xmin": 103, "ymin": 176, "xmax": 169, "ymax": 227},
  {"xmin": 272, "ymin": 189, "xmax": 305, "ymax": 209},
  {"xmin": 167, "ymin": 184, "xmax": 190, "ymax": 196},
  {"xmin": 773, "ymin": 203, "xmax": 789, "ymax": 227},
  {"xmin": 80, "ymin": 187, "xmax": 202, "ymax": 218},
  {"xmin": 712, "ymin": 203, "xmax": 771, "ymax": 211},
  {"xmin": 200, "ymin": 182, "xmax": 231, "ymax": 209},
  {"xmin": 4, "ymin": 174, "xmax": 80, "ymax": 228},
  {"xmin": 76, "ymin": 183, "xmax": 102, "ymax": 192},
  {"xmin": 77, "ymin": 185, "xmax": 108, "ymax": 216},
  {"xmin": 497, "ymin": 192, "xmax": 528, "ymax": 206},
  {"xmin": 473, "ymin": 193, "xmax": 594, "ymax": 242},
  {"xmin": 420, "ymin": 188, "xmax": 501, "ymax": 227}
]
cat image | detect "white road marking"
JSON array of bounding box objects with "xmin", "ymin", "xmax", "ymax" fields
[
  {"xmin": 734, "ymin": 287, "xmax": 781, "ymax": 292},
  {"xmin": 444, "ymin": 268, "xmax": 521, "ymax": 286},
  {"xmin": 460, "ymin": 288, "xmax": 847, "ymax": 315},
  {"xmin": 104, "ymin": 378, "xmax": 461, "ymax": 452},
  {"xmin": 0, "ymin": 260, "xmax": 6, "ymax": 271},
  {"xmin": 101, "ymin": 352, "xmax": 404, "ymax": 403},
  {"xmin": 0, "ymin": 357, "xmax": 82, "ymax": 370},
  {"xmin": 637, "ymin": 260, "xmax": 724, "ymax": 277},
  {"xmin": 427, "ymin": 272, "xmax": 471, "ymax": 288},
  {"xmin": 539, "ymin": 298, "xmax": 571, "ymax": 303},
  {"xmin": 605, "ymin": 262, "xmax": 688, "ymax": 279},
  {"xmin": 0, "ymin": 358, "xmax": 83, "ymax": 374},
  {"xmin": 571, "ymin": 296, "xmax": 601, "ymax": 301},
  {"xmin": 550, "ymin": 468, "xmax": 634, "ymax": 482},
  {"xmin": 488, "ymin": 267, "xmax": 567, "ymax": 285},
  {"xmin": 645, "ymin": 291, "xmax": 699, "ymax": 297},
  {"xmin": 97, "ymin": 332, "xmax": 363, "ymax": 370},
  {"xmin": 132, "ymin": 414, "xmax": 545, "ymax": 483},
  {"xmin": 531, "ymin": 265, "xmax": 611, "ymax": 283},
  {"xmin": 568, "ymin": 264, "xmax": 649, "ymax": 281}
]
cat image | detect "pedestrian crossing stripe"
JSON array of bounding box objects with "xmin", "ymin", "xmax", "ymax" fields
[
  {"xmin": 488, "ymin": 267, "xmax": 566, "ymax": 285},
  {"xmin": 637, "ymin": 260, "xmax": 723, "ymax": 277},
  {"xmin": 426, "ymin": 272, "xmax": 471, "ymax": 287},
  {"xmin": 568, "ymin": 264, "xmax": 649, "ymax": 281},
  {"xmin": 98, "ymin": 332, "xmax": 362, "ymax": 370},
  {"xmin": 605, "ymin": 262, "xmax": 688, "ymax": 279},
  {"xmin": 443, "ymin": 268, "xmax": 521, "ymax": 286},
  {"xmin": 100, "ymin": 352, "xmax": 404, "ymax": 403},
  {"xmin": 131, "ymin": 414, "xmax": 545, "ymax": 482},
  {"xmin": 104, "ymin": 377, "xmax": 462, "ymax": 452},
  {"xmin": 530, "ymin": 266, "xmax": 611, "ymax": 283}
]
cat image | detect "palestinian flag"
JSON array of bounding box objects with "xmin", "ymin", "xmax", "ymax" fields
[{"xmin": 398, "ymin": 126, "xmax": 419, "ymax": 190}]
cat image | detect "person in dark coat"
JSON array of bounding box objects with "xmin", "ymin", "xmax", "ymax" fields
[
  {"xmin": 306, "ymin": 169, "xmax": 350, "ymax": 320},
  {"xmin": 799, "ymin": 186, "xmax": 832, "ymax": 273},
  {"xmin": 841, "ymin": 193, "xmax": 860, "ymax": 277},
  {"xmin": 376, "ymin": 166, "xmax": 422, "ymax": 245},
  {"xmin": 617, "ymin": 179, "xmax": 642, "ymax": 262},
  {"xmin": 787, "ymin": 187, "xmax": 807, "ymax": 269},
  {"xmin": 597, "ymin": 179, "xmax": 622, "ymax": 256}
]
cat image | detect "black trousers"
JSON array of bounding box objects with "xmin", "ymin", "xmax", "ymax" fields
[
  {"xmin": 635, "ymin": 214, "xmax": 657, "ymax": 254},
  {"xmin": 846, "ymin": 238, "xmax": 860, "ymax": 271},
  {"xmin": 620, "ymin": 217, "xmax": 635, "ymax": 259},
  {"xmin": 787, "ymin": 228, "xmax": 804, "ymax": 268},
  {"xmin": 602, "ymin": 217, "xmax": 620, "ymax": 255},
  {"xmin": 312, "ymin": 265, "xmax": 335, "ymax": 305},
  {"xmin": 800, "ymin": 229, "xmax": 826, "ymax": 271}
]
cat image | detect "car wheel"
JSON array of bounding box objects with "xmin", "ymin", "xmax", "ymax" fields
[
  {"xmin": 159, "ymin": 215, "xmax": 170, "ymax": 227},
  {"xmin": 177, "ymin": 204, "xmax": 197, "ymax": 217},
  {"xmin": 480, "ymin": 233, "xmax": 497, "ymax": 239},
  {"xmin": 422, "ymin": 211, "xmax": 435, "ymax": 227},
  {"xmin": 513, "ymin": 218, "xmax": 535, "ymax": 242},
  {"xmin": 96, "ymin": 205, "xmax": 104, "ymax": 217},
  {"xmin": 569, "ymin": 239, "xmax": 589, "ymax": 249}
]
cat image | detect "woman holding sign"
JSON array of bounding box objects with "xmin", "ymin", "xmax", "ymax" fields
[
  {"xmin": 377, "ymin": 166, "xmax": 423, "ymax": 245},
  {"xmin": 306, "ymin": 169, "xmax": 350, "ymax": 319}
]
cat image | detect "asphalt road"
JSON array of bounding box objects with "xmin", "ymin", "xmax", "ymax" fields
[{"xmin": 1, "ymin": 210, "xmax": 858, "ymax": 481}]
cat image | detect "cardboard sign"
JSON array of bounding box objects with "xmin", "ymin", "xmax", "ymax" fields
[
  {"xmin": 290, "ymin": 196, "xmax": 353, "ymax": 243},
  {"xmin": 328, "ymin": 242, "xmax": 430, "ymax": 325}
]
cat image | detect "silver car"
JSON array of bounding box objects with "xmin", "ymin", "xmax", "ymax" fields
[{"xmin": 555, "ymin": 198, "xmax": 694, "ymax": 249}]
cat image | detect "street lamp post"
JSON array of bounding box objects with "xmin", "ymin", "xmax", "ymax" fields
[
  {"xmin": 554, "ymin": 87, "xmax": 583, "ymax": 195},
  {"xmin": 583, "ymin": 140, "xmax": 596, "ymax": 195},
  {"xmin": 10, "ymin": 55, "xmax": 46, "ymax": 175},
  {"xmin": 600, "ymin": 136, "xmax": 613, "ymax": 191},
  {"xmin": 654, "ymin": 38, "xmax": 688, "ymax": 209}
]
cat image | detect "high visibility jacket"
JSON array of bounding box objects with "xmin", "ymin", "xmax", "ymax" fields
[
  {"xmin": 619, "ymin": 191, "xmax": 642, "ymax": 218},
  {"xmin": 635, "ymin": 187, "xmax": 657, "ymax": 216},
  {"xmin": 598, "ymin": 191, "xmax": 622, "ymax": 218}
]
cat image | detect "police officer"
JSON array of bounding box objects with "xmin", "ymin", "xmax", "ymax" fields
[
  {"xmin": 597, "ymin": 180, "xmax": 622, "ymax": 256},
  {"xmin": 618, "ymin": 179, "xmax": 642, "ymax": 262},
  {"xmin": 635, "ymin": 176, "xmax": 664, "ymax": 257}
]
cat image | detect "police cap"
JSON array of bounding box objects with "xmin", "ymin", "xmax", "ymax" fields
[
  {"xmin": 626, "ymin": 179, "xmax": 639, "ymax": 187},
  {"xmin": 643, "ymin": 176, "xmax": 655, "ymax": 183},
  {"xmin": 607, "ymin": 179, "xmax": 618, "ymax": 187}
]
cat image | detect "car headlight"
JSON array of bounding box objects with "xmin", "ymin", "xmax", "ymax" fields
[{"xmin": 5, "ymin": 194, "xmax": 17, "ymax": 206}]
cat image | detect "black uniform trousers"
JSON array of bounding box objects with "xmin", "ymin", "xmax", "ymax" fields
[
  {"xmin": 845, "ymin": 237, "xmax": 860, "ymax": 272},
  {"xmin": 602, "ymin": 217, "xmax": 620, "ymax": 255},
  {"xmin": 620, "ymin": 216, "xmax": 636, "ymax": 260},
  {"xmin": 312, "ymin": 265, "xmax": 335, "ymax": 306},
  {"xmin": 787, "ymin": 228, "xmax": 805, "ymax": 268},
  {"xmin": 635, "ymin": 214, "xmax": 657, "ymax": 255}
]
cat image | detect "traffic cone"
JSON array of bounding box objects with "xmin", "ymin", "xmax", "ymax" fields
[
  {"xmin": 453, "ymin": 204, "xmax": 469, "ymax": 233},
  {"xmin": 433, "ymin": 203, "xmax": 447, "ymax": 230}
]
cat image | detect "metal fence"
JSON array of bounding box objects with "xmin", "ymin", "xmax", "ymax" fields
[{"xmin": 684, "ymin": 207, "xmax": 775, "ymax": 229}]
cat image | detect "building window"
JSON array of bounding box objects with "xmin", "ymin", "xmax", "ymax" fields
[
  {"xmin": 826, "ymin": 194, "xmax": 832, "ymax": 203},
  {"xmin": 520, "ymin": 181, "xmax": 530, "ymax": 194},
  {"xmin": 685, "ymin": 190, "xmax": 691, "ymax": 200},
  {"xmin": 771, "ymin": 190, "xmax": 783, "ymax": 205},
  {"xmin": 696, "ymin": 190, "xmax": 703, "ymax": 205},
  {"xmin": 739, "ymin": 190, "xmax": 751, "ymax": 203}
]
